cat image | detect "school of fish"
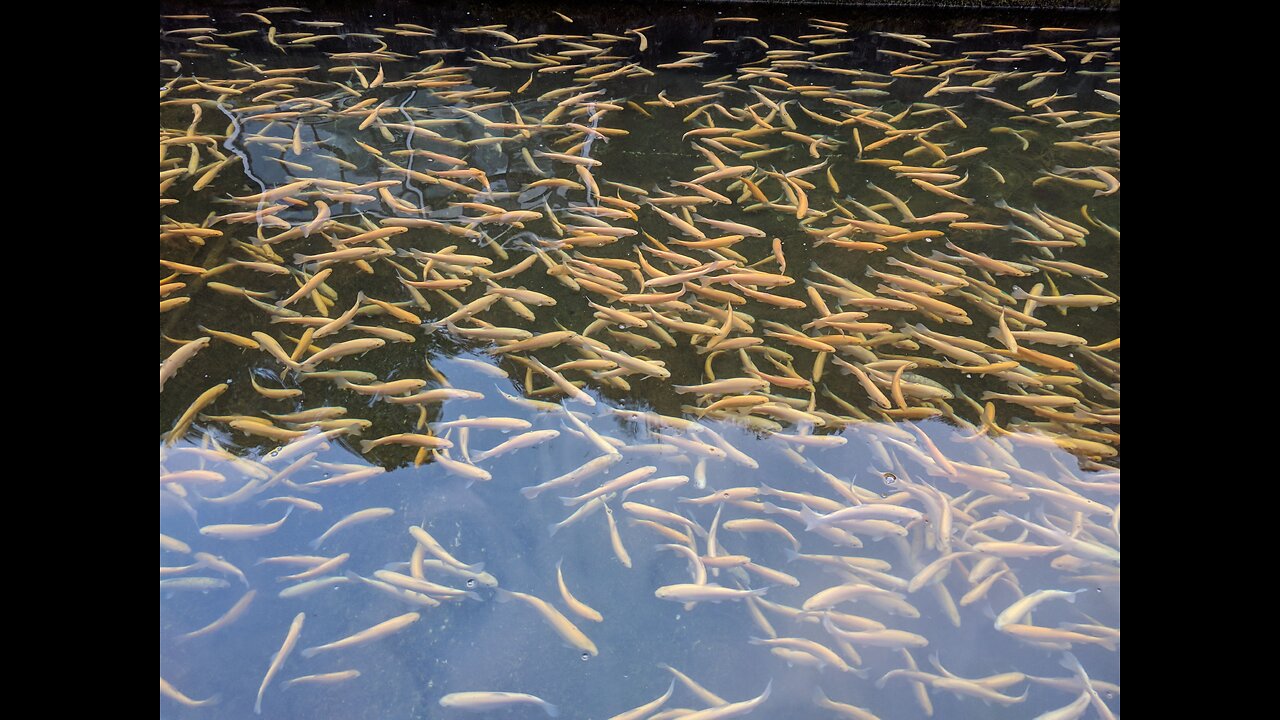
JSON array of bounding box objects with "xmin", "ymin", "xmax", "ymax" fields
[{"xmin": 161, "ymin": 4, "xmax": 1119, "ymax": 718}]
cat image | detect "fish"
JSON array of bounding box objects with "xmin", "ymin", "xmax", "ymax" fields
[
  {"xmin": 300, "ymin": 612, "xmax": 420, "ymax": 658},
  {"xmin": 439, "ymin": 692, "xmax": 560, "ymax": 716},
  {"xmin": 160, "ymin": 337, "xmax": 211, "ymax": 392},
  {"xmin": 995, "ymin": 589, "xmax": 1089, "ymax": 630},
  {"xmin": 495, "ymin": 588, "xmax": 598, "ymax": 656},
  {"xmin": 608, "ymin": 680, "xmax": 676, "ymax": 720},
  {"xmin": 556, "ymin": 558, "xmax": 603, "ymax": 622},
  {"xmin": 283, "ymin": 670, "xmax": 362, "ymax": 687},
  {"xmin": 679, "ymin": 681, "xmax": 772, "ymax": 720},
  {"xmin": 255, "ymin": 612, "xmax": 305, "ymax": 714},
  {"xmin": 161, "ymin": 677, "xmax": 220, "ymax": 708},
  {"xmin": 200, "ymin": 509, "xmax": 292, "ymax": 540},
  {"xmin": 654, "ymin": 583, "xmax": 767, "ymax": 603},
  {"xmin": 311, "ymin": 507, "xmax": 395, "ymax": 548}
]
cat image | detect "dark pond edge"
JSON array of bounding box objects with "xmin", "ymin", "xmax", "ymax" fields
[{"xmin": 662, "ymin": 0, "xmax": 1118, "ymax": 9}]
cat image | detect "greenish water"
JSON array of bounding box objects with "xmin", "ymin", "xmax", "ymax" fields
[{"xmin": 161, "ymin": 3, "xmax": 1119, "ymax": 718}]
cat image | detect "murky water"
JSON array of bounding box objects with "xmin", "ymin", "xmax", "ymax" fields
[{"xmin": 161, "ymin": 2, "xmax": 1119, "ymax": 718}]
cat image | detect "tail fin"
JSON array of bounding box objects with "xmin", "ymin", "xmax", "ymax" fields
[{"xmin": 799, "ymin": 503, "xmax": 824, "ymax": 531}]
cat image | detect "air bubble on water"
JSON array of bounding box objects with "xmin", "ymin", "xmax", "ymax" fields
[
  {"xmin": 883, "ymin": 472, "xmax": 897, "ymax": 485},
  {"xmin": 581, "ymin": 652, "xmax": 590, "ymax": 661},
  {"xmin": 466, "ymin": 579, "xmax": 475, "ymax": 588}
]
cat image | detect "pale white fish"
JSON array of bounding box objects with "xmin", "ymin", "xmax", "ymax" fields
[{"xmin": 439, "ymin": 691, "xmax": 559, "ymax": 716}]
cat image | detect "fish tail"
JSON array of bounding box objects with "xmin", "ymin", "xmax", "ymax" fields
[
  {"xmin": 1059, "ymin": 651, "xmax": 1081, "ymax": 673},
  {"xmin": 799, "ymin": 503, "xmax": 822, "ymax": 531}
]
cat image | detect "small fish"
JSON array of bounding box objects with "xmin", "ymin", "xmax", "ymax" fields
[{"xmin": 439, "ymin": 692, "xmax": 560, "ymax": 716}]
